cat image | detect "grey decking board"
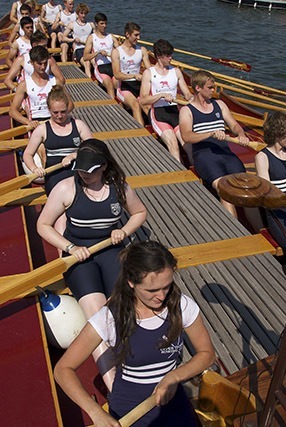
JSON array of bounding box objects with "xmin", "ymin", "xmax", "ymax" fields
[
  {"xmin": 67, "ymin": 82, "xmax": 110, "ymax": 101},
  {"xmin": 61, "ymin": 65, "xmax": 87, "ymax": 79}
]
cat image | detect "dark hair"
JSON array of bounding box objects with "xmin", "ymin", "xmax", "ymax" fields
[
  {"xmin": 153, "ymin": 39, "xmax": 173, "ymax": 59},
  {"xmin": 94, "ymin": 12, "xmax": 107, "ymax": 23},
  {"xmin": 29, "ymin": 45, "xmax": 49, "ymax": 62},
  {"xmin": 47, "ymin": 85, "xmax": 69, "ymax": 109},
  {"xmin": 30, "ymin": 30, "xmax": 47, "ymax": 46},
  {"xmin": 77, "ymin": 139, "xmax": 127, "ymax": 205},
  {"xmin": 20, "ymin": 16, "xmax": 33, "ymax": 29},
  {"xmin": 107, "ymin": 241, "xmax": 181, "ymax": 365},
  {"xmin": 20, "ymin": 3, "xmax": 32, "ymax": 13},
  {"xmin": 124, "ymin": 22, "xmax": 140, "ymax": 36},
  {"xmin": 191, "ymin": 69, "xmax": 215, "ymax": 92},
  {"xmin": 263, "ymin": 111, "xmax": 286, "ymax": 147}
]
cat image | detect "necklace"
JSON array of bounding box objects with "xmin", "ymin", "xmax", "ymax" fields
[{"xmin": 84, "ymin": 185, "xmax": 107, "ymax": 201}]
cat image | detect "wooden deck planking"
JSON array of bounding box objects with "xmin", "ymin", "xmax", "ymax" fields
[{"xmin": 66, "ymin": 81, "xmax": 111, "ymax": 101}]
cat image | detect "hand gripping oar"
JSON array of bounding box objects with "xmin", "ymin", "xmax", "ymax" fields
[
  {"xmin": 0, "ymin": 162, "xmax": 64, "ymax": 196},
  {"xmin": 225, "ymin": 135, "xmax": 266, "ymax": 152},
  {"xmin": 119, "ymin": 395, "xmax": 156, "ymax": 427},
  {"xmin": 0, "ymin": 237, "xmax": 112, "ymax": 305}
]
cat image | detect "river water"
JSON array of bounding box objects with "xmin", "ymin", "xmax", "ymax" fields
[{"xmin": 3, "ymin": 0, "xmax": 286, "ymax": 90}]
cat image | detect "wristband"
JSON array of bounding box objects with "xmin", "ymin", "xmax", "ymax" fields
[{"xmin": 65, "ymin": 243, "xmax": 75, "ymax": 253}]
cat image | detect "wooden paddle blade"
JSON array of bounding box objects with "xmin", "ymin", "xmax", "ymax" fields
[
  {"xmin": 119, "ymin": 395, "xmax": 156, "ymax": 427},
  {"xmin": 211, "ymin": 58, "xmax": 251, "ymax": 72},
  {"xmin": 218, "ymin": 173, "xmax": 286, "ymax": 208}
]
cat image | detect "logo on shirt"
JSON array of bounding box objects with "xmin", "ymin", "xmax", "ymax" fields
[
  {"xmin": 37, "ymin": 93, "xmax": 48, "ymax": 100},
  {"xmin": 160, "ymin": 80, "xmax": 169, "ymax": 89},
  {"xmin": 160, "ymin": 336, "xmax": 183, "ymax": 358},
  {"xmin": 110, "ymin": 202, "xmax": 121, "ymax": 216},
  {"xmin": 100, "ymin": 42, "xmax": 107, "ymax": 48},
  {"xmin": 127, "ymin": 59, "xmax": 135, "ymax": 66},
  {"xmin": 215, "ymin": 112, "xmax": 221, "ymax": 118},
  {"xmin": 73, "ymin": 137, "xmax": 81, "ymax": 146}
]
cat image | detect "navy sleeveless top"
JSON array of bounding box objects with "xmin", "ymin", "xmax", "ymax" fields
[
  {"xmin": 187, "ymin": 100, "xmax": 229, "ymax": 154},
  {"xmin": 261, "ymin": 148, "xmax": 286, "ymax": 193},
  {"xmin": 109, "ymin": 314, "xmax": 198, "ymax": 425},
  {"xmin": 45, "ymin": 118, "xmax": 81, "ymax": 167},
  {"xmin": 64, "ymin": 178, "xmax": 122, "ymax": 246}
]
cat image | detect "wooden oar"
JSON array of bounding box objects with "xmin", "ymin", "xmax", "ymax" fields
[
  {"xmin": 226, "ymin": 135, "xmax": 266, "ymax": 152},
  {"xmin": 0, "ymin": 92, "xmax": 15, "ymax": 105},
  {"xmin": 0, "ymin": 162, "xmax": 63, "ymax": 196},
  {"xmin": 119, "ymin": 395, "xmax": 156, "ymax": 427},
  {"xmin": 0, "ymin": 123, "xmax": 31, "ymax": 139},
  {"xmin": 0, "ymin": 40, "xmax": 9, "ymax": 49},
  {"xmin": 0, "ymin": 26, "xmax": 13, "ymax": 36},
  {"xmin": 0, "ymin": 237, "xmax": 112, "ymax": 305},
  {"xmin": 113, "ymin": 34, "xmax": 251, "ymax": 72}
]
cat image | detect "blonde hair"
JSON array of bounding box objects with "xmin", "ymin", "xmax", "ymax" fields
[{"xmin": 191, "ymin": 70, "xmax": 215, "ymax": 92}]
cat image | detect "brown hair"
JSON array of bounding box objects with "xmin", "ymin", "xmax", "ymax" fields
[
  {"xmin": 191, "ymin": 69, "xmax": 215, "ymax": 93},
  {"xmin": 263, "ymin": 111, "xmax": 286, "ymax": 147},
  {"xmin": 76, "ymin": 3, "xmax": 89, "ymax": 15}
]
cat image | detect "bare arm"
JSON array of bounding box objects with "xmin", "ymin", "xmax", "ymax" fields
[
  {"xmin": 8, "ymin": 23, "xmax": 20, "ymax": 46},
  {"xmin": 6, "ymin": 40, "xmax": 19, "ymax": 68},
  {"xmin": 154, "ymin": 314, "xmax": 215, "ymax": 406},
  {"xmin": 54, "ymin": 323, "xmax": 120, "ymax": 427},
  {"xmin": 110, "ymin": 184, "xmax": 147, "ymax": 245},
  {"xmin": 176, "ymin": 69, "xmax": 193, "ymax": 101},
  {"xmin": 51, "ymin": 11, "xmax": 61, "ymax": 30},
  {"xmin": 83, "ymin": 34, "xmax": 95, "ymax": 61},
  {"xmin": 10, "ymin": 2, "xmax": 18, "ymax": 24},
  {"xmin": 141, "ymin": 46, "xmax": 151, "ymax": 70},
  {"xmin": 62, "ymin": 23, "xmax": 75, "ymax": 43},
  {"xmin": 23, "ymin": 122, "xmax": 46, "ymax": 175},
  {"xmin": 218, "ymin": 100, "xmax": 249, "ymax": 145},
  {"xmin": 4, "ymin": 54, "xmax": 24, "ymax": 90},
  {"xmin": 255, "ymin": 151, "xmax": 270, "ymax": 181},
  {"xmin": 50, "ymin": 57, "xmax": 65, "ymax": 84}
]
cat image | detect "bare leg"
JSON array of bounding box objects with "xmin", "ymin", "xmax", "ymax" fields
[
  {"xmin": 160, "ymin": 129, "xmax": 181, "ymax": 163},
  {"xmin": 60, "ymin": 43, "xmax": 69, "ymax": 62},
  {"xmin": 123, "ymin": 92, "xmax": 144, "ymax": 126},
  {"xmin": 102, "ymin": 77, "xmax": 115, "ymax": 99},
  {"xmin": 79, "ymin": 293, "xmax": 116, "ymax": 392},
  {"xmin": 213, "ymin": 177, "xmax": 237, "ymax": 217},
  {"xmin": 80, "ymin": 58, "xmax": 91, "ymax": 78},
  {"xmin": 50, "ymin": 32, "xmax": 57, "ymax": 49}
]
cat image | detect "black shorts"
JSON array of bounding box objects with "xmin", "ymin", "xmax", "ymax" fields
[
  {"xmin": 193, "ymin": 147, "xmax": 245, "ymax": 185},
  {"xmin": 153, "ymin": 105, "xmax": 179, "ymax": 128},
  {"xmin": 121, "ymin": 80, "xmax": 141, "ymax": 98},
  {"xmin": 74, "ymin": 48, "xmax": 84, "ymax": 63},
  {"xmin": 98, "ymin": 63, "xmax": 113, "ymax": 78}
]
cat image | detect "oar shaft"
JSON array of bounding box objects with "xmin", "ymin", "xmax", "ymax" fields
[
  {"xmin": 226, "ymin": 135, "xmax": 266, "ymax": 152},
  {"xmin": 0, "ymin": 238, "xmax": 113, "ymax": 305},
  {"xmin": 119, "ymin": 395, "xmax": 156, "ymax": 427},
  {"xmin": 0, "ymin": 162, "xmax": 64, "ymax": 196}
]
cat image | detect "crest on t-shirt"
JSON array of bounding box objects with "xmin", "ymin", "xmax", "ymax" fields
[
  {"xmin": 73, "ymin": 137, "xmax": 81, "ymax": 146},
  {"xmin": 110, "ymin": 202, "xmax": 121, "ymax": 216}
]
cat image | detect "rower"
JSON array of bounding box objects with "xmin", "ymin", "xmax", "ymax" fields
[
  {"xmin": 6, "ymin": 16, "xmax": 33, "ymax": 68},
  {"xmin": 140, "ymin": 39, "xmax": 193, "ymax": 164},
  {"xmin": 111, "ymin": 22, "xmax": 151, "ymax": 126},
  {"xmin": 62, "ymin": 3, "xmax": 95, "ymax": 78},
  {"xmin": 83, "ymin": 12, "xmax": 119, "ymax": 98},
  {"xmin": 52, "ymin": 0, "xmax": 77, "ymax": 62},
  {"xmin": 179, "ymin": 69, "xmax": 249, "ymax": 217},
  {"xmin": 40, "ymin": 0, "xmax": 63, "ymax": 49},
  {"xmin": 9, "ymin": 0, "xmax": 27, "ymax": 25}
]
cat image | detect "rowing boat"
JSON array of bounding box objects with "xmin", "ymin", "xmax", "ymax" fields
[
  {"xmin": 218, "ymin": 0, "xmax": 286, "ymax": 10},
  {"xmin": 1, "ymin": 11, "xmax": 285, "ymax": 427}
]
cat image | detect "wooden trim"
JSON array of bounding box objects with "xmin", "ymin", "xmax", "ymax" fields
[
  {"xmin": 0, "ymin": 105, "xmax": 9, "ymax": 115},
  {"xmin": 74, "ymin": 99, "xmax": 117, "ymax": 107},
  {"xmin": 36, "ymin": 300, "xmax": 64, "ymax": 427},
  {"xmin": 92, "ymin": 128, "xmax": 150, "ymax": 140},
  {"xmin": 58, "ymin": 61, "xmax": 80, "ymax": 66},
  {"xmin": 0, "ymin": 138, "xmax": 28, "ymax": 150},
  {"xmin": 170, "ymin": 234, "xmax": 276, "ymax": 268},
  {"xmin": 66, "ymin": 78, "xmax": 93, "ymax": 84},
  {"xmin": 0, "ymin": 93, "xmax": 14, "ymax": 105},
  {"xmin": 126, "ymin": 170, "xmax": 199, "ymax": 188},
  {"xmin": 0, "ymin": 170, "xmax": 199, "ymax": 206}
]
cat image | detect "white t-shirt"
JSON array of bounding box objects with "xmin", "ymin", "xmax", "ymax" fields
[{"xmin": 88, "ymin": 294, "xmax": 200, "ymax": 347}]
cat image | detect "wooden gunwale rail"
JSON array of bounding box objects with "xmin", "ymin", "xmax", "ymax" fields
[{"xmin": 1, "ymin": 57, "xmax": 286, "ymax": 425}]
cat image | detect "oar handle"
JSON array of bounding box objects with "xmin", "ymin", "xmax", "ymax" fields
[
  {"xmin": 174, "ymin": 98, "xmax": 189, "ymax": 106},
  {"xmin": 226, "ymin": 135, "xmax": 266, "ymax": 152},
  {"xmin": 63, "ymin": 237, "xmax": 113, "ymax": 269},
  {"xmin": 30, "ymin": 162, "xmax": 64, "ymax": 182},
  {"xmin": 119, "ymin": 395, "xmax": 156, "ymax": 427}
]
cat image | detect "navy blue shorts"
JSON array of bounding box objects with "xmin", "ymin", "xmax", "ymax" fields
[
  {"xmin": 193, "ymin": 147, "xmax": 245, "ymax": 185},
  {"xmin": 266, "ymin": 208, "xmax": 286, "ymax": 252},
  {"xmin": 153, "ymin": 105, "xmax": 179, "ymax": 129},
  {"xmin": 63, "ymin": 244, "xmax": 123, "ymax": 300}
]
